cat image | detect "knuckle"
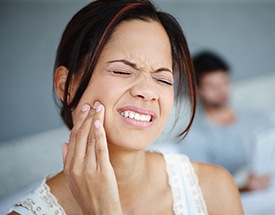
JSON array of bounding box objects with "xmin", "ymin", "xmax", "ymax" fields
[
  {"xmin": 96, "ymin": 127, "xmax": 106, "ymax": 139},
  {"xmin": 69, "ymin": 129, "xmax": 77, "ymax": 141},
  {"xmin": 87, "ymin": 134, "xmax": 95, "ymax": 145},
  {"xmin": 64, "ymin": 160, "xmax": 81, "ymax": 177},
  {"xmin": 95, "ymin": 130, "xmax": 106, "ymax": 153},
  {"xmin": 70, "ymin": 164, "xmax": 81, "ymax": 178},
  {"xmin": 96, "ymin": 142, "xmax": 106, "ymax": 155},
  {"xmin": 76, "ymin": 129, "xmax": 86, "ymax": 140}
]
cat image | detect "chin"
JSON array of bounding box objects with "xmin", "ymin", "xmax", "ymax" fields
[{"xmin": 106, "ymin": 130, "xmax": 157, "ymax": 151}]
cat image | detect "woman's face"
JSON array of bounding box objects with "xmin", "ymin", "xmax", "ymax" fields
[{"xmin": 72, "ymin": 19, "xmax": 174, "ymax": 150}]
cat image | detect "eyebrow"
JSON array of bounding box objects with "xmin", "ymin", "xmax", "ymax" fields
[{"xmin": 107, "ymin": 59, "xmax": 173, "ymax": 74}]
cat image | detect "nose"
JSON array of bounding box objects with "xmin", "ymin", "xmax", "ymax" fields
[{"xmin": 130, "ymin": 75, "xmax": 159, "ymax": 102}]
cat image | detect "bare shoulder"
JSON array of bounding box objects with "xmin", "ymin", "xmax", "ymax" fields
[{"xmin": 192, "ymin": 162, "xmax": 244, "ymax": 215}]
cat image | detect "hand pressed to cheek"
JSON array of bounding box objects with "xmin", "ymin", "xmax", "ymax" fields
[
  {"xmin": 92, "ymin": 119, "xmax": 111, "ymax": 171},
  {"xmin": 71, "ymin": 99, "xmax": 103, "ymax": 125},
  {"xmin": 62, "ymin": 102, "xmax": 122, "ymax": 214},
  {"xmin": 85, "ymin": 103, "xmax": 106, "ymax": 169},
  {"xmin": 64, "ymin": 102, "xmax": 105, "ymax": 165},
  {"xmin": 62, "ymin": 104, "xmax": 92, "ymax": 164}
]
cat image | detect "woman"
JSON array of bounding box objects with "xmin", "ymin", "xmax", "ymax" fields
[{"xmin": 9, "ymin": 0, "xmax": 243, "ymax": 214}]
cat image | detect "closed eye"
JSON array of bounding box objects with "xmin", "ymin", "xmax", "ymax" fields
[
  {"xmin": 154, "ymin": 78, "xmax": 173, "ymax": 86},
  {"xmin": 113, "ymin": 71, "xmax": 132, "ymax": 75}
]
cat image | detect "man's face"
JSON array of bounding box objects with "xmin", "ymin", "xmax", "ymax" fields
[{"xmin": 198, "ymin": 70, "xmax": 230, "ymax": 108}]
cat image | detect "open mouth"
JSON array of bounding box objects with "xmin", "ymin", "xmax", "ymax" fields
[{"xmin": 120, "ymin": 110, "xmax": 152, "ymax": 122}]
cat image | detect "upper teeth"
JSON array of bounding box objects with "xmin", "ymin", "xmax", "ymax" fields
[{"xmin": 121, "ymin": 111, "xmax": 151, "ymax": 122}]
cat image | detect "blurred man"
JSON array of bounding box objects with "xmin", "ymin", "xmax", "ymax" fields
[{"xmin": 181, "ymin": 51, "xmax": 272, "ymax": 192}]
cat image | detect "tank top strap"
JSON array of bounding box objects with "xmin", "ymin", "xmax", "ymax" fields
[
  {"xmin": 15, "ymin": 178, "xmax": 66, "ymax": 215},
  {"xmin": 163, "ymin": 153, "xmax": 208, "ymax": 215},
  {"xmin": 14, "ymin": 154, "xmax": 208, "ymax": 215}
]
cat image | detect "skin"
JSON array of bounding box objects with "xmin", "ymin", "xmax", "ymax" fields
[
  {"xmin": 198, "ymin": 70, "xmax": 271, "ymax": 192},
  {"xmin": 198, "ymin": 70, "xmax": 235, "ymax": 125},
  {"xmin": 198, "ymin": 70, "xmax": 230, "ymax": 109},
  {"xmin": 9, "ymin": 20, "xmax": 244, "ymax": 215}
]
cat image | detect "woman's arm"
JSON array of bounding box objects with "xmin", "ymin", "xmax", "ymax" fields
[{"xmin": 194, "ymin": 163, "xmax": 244, "ymax": 215}]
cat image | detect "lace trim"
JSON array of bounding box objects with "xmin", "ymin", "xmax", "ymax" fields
[
  {"xmin": 16, "ymin": 179, "xmax": 66, "ymax": 215},
  {"xmin": 14, "ymin": 153, "xmax": 207, "ymax": 215},
  {"xmin": 164, "ymin": 154, "xmax": 208, "ymax": 215}
]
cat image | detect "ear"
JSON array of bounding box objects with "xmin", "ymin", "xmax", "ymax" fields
[{"xmin": 54, "ymin": 66, "xmax": 70, "ymax": 102}]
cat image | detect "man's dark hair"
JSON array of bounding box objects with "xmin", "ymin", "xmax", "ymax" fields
[{"xmin": 193, "ymin": 51, "xmax": 230, "ymax": 86}]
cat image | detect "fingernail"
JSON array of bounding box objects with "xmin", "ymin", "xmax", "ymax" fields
[
  {"xmin": 94, "ymin": 120, "xmax": 100, "ymax": 129},
  {"xmin": 96, "ymin": 104, "xmax": 103, "ymax": 113},
  {"xmin": 81, "ymin": 104, "xmax": 90, "ymax": 112},
  {"xmin": 93, "ymin": 101, "xmax": 100, "ymax": 109}
]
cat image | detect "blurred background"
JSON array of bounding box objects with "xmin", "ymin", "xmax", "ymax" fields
[
  {"xmin": 0, "ymin": 0, "xmax": 275, "ymax": 141},
  {"xmin": 0, "ymin": 0, "xmax": 275, "ymax": 213}
]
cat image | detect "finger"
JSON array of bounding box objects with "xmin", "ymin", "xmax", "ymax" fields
[
  {"xmin": 93, "ymin": 101, "xmax": 104, "ymax": 124},
  {"xmin": 250, "ymin": 175, "xmax": 271, "ymax": 190},
  {"xmin": 67, "ymin": 102, "xmax": 103, "ymax": 168},
  {"xmin": 93, "ymin": 119, "xmax": 110, "ymax": 171},
  {"xmin": 92, "ymin": 104, "xmax": 110, "ymax": 170},
  {"xmin": 262, "ymin": 175, "xmax": 271, "ymax": 181},
  {"xmin": 85, "ymin": 103, "xmax": 104, "ymax": 165},
  {"xmin": 261, "ymin": 175, "xmax": 271, "ymax": 187},
  {"xmin": 86, "ymin": 103, "xmax": 106, "ymax": 168},
  {"xmin": 73, "ymin": 107, "xmax": 98, "ymax": 163},
  {"xmin": 62, "ymin": 142, "xmax": 69, "ymax": 164},
  {"xmin": 65, "ymin": 104, "xmax": 91, "ymax": 164}
]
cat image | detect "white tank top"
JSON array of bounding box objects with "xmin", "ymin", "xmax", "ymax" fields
[{"xmin": 11, "ymin": 153, "xmax": 208, "ymax": 215}]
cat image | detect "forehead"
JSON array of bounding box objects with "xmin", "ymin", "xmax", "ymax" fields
[
  {"xmin": 99, "ymin": 19, "xmax": 172, "ymax": 70},
  {"xmin": 201, "ymin": 70, "xmax": 229, "ymax": 83}
]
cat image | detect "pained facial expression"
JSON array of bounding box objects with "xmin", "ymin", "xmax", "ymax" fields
[
  {"xmin": 198, "ymin": 70, "xmax": 230, "ymax": 108},
  {"xmin": 72, "ymin": 20, "xmax": 174, "ymax": 150}
]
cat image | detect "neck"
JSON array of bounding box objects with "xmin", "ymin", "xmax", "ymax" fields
[{"xmin": 108, "ymin": 145, "xmax": 151, "ymax": 207}]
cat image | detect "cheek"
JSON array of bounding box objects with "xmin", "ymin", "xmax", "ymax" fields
[
  {"xmin": 160, "ymin": 89, "xmax": 174, "ymax": 119},
  {"xmin": 200, "ymin": 88, "xmax": 212, "ymax": 99},
  {"xmin": 70, "ymin": 86, "xmax": 99, "ymax": 124},
  {"xmin": 71, "ymin": 78, "xmax": 124, "ymax": 125}
]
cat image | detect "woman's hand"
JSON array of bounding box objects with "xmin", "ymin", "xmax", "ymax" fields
[{"xmin": 62, "ymin": 102, "xmax": 123, "ymax": 215}]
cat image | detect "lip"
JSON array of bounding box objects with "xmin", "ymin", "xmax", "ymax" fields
[{"xmin": 117, "ymin": 105, "xmax": 157, "ymax": 128}]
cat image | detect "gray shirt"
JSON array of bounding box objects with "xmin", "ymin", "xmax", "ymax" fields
[{"xmin": 181, "ymin": 107, "xmax": 272, "ymax": 175}]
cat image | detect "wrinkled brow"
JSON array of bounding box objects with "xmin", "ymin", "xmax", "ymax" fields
[{"xmin": 107, "ymin": 59, "xmax": 172, "ymax": 74}]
